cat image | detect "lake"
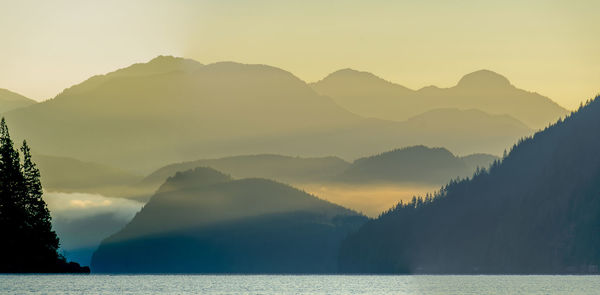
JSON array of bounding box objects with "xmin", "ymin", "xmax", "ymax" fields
[{"xmin": 2, "ymin": 275, "xmax": 600, "ymax": 294}]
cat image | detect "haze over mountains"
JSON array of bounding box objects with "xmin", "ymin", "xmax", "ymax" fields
[
  {"xmin": 0, "ymin": 56, "xmax": 554, "ymax": 173},
  {"xmin": 0, "ymin": 55, "xmax": 578, "ymax": 273},
  {"xmin": 141, "ymin": 154, "xmax": 351, "ymax": 189},
  {"xmin": 335, "ymin": 146, "xmax": 497, "ymax": 185},
  {"xmin": 133, "ymin": 147, "xmax": 497, "ymax": 216},
  {"xmin": 339, "ymin": 96, "xmax": 600, "ymax": 274},
  {"xmin": 92, "ymin": 167, "xmax": 367, "ymax": 273},
  {"xmin": 142, "ymin": 147, "xmax": 496, "ymax": 189},
  {"xmin": 35, "ymin": 154, "xmax": 141, "ymax": 196},
  {"xmin": 311, "ymin": 69, "xmax": 568, "ymax": 129},
  {"xmin": 0, "ymin": 89, "xmax": 37, "ymax": 113}
]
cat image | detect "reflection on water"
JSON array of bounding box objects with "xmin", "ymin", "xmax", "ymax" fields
[{"xmin": 2, "ymin": 275, "xmax": 600, "ymax": 295}]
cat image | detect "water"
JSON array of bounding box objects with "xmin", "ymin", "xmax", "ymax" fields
[{"xmin": 2, "ymin": 275, "xmax": 600, "ymax": 294}]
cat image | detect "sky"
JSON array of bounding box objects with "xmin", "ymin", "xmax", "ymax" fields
[{"xmin": 0, "ymin": 0, "xmax": 598, "ymax": 109}]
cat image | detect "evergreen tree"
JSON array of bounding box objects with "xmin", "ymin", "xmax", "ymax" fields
[
  {"xmin": 0, "ymin": 118, "xmax": 27, "ymax": 272},
  {"xmin": 0, "ymin": 118, "xmax": 88, "ymax": 273},
  {"xmin": 21, "ymin": 140, "xmax": 60, "ymax": 269}
]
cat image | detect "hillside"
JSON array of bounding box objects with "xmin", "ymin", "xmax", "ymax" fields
[
  {"xmin": 91, "ymin": 167, "xmax": 367, "ymax": 273},
  {"xmin": 136, "ymin": 148, "xmax": 497, "ymax": 216},
  {"xmin": 56, "ymin": 55, "xmax": 203, "ymax": 98},
  {"xmin": 140, "ymin": 154, "xmax": 350, "ymax": 190},
  {"xmin": 311, "ymin": 69, "xmax": 568, "ymax": 129},
  {"xmin": 35, "ymin": 154, "xmax": 142, "ymax": 197},
  {"xmin": 4, "ymin": 57, "xmax": 531, "ymax": 172},
  {"xmin": 0, "ymin": 89, "xmax": 37, "ymax": 113},
  {"xmin": 339, "ymin": 96, "xmax": 600, "ymax": 274},
  {"xmin": 335, "ymin": 145, "xmax": 497, "ymax": 185}
]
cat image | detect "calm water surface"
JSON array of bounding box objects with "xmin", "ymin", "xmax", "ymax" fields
[{"xmin": 2, "ymin": 275, "xmax": 600, "ymax": 294}]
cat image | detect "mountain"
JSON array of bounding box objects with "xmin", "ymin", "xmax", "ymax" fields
[
  {"xmin": 57, "ymin": 55, "xmax": 203, "ymax": 98},
  {"xmin": 91, "ymin": 167, "xmax": 367, "ymax": 273},
  {"xmin": 311, "ymin": 69, "xmax": 569, "ymax": 129},
  {"xmin": 34, "ymin": 154, "xmax": 142, "ymax": 197},
  {"xmin": 140, "ymin": 154, "xmax": 350, "ymax": 192},
  {"xmin": 3, "ymin": 56, "xmax": 359, "ymax": 172},
  {"xmin": 461, "ymin": 153, "xmax": 499, "ymax": 172},
  {"xmin": 0, "ymin": 89, "xmax": 37, "ymax": 113},
  {"xmin": 338, "ymin": 96, "xmax": 600, "ymax": 274},
  {"xmin": 4, "ymin": 57, "xmax": 531, "ymax": 172},
  {"xmin": 135, "ymin": 148, "xmax": 496, "ymax": 216},
  {"xmin": 335, "ymin": 145, "xmax": 497, "ymax": 185}
]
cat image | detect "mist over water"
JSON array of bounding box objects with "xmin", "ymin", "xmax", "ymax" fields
[{"xmin": 44, "ymin": 192, "xmax": 143, "ymax": 266}]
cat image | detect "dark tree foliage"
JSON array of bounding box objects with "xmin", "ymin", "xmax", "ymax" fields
[
  {"xmin": 0, "ymin": 118, "xmax": 89, "ymax": 273},
  {"xmin": 339, "ymin": 95, "xmax": 600, "ymax": 274}
]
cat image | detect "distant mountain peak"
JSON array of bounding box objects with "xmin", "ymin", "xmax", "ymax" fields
[
  {"xmin": 145, "ymin": 55, "xmax": 201, "ymax": 68},
  {"xmin": 319, "ymin": 68, "xmax": 395, "ymax": 85},
  {"xmin": 328, "ymin": 68, "xmax": 376, "ymax": 77},
  {"xmin": 457, "ymin": 69, "xmax": 511, "ymax": 88},
  {"xmin": 312, "ymin": 68, "xmax": 412, "ymax": 98},
  {"xmin": 0, "ymin": 88, "xmax": 35, "ymax": 102},
  {"xmin": 148, "ymin": 55, "xmax": 180, "ymax": 62},
  {"xmin": 0, "ymin": 89, "xmax": 37, "ymax": 113}
]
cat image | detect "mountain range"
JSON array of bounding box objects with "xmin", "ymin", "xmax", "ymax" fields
[
  {"xmin": 1, "ymin": 56, "xmax": 547, "ymax": 172},
  {"xmin": 311, "ymin": 69, "xmax": 568, "ymax": 129}
]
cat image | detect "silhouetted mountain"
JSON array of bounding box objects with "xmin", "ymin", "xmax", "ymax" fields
[
  {"xmin": 91, "ymin": 167, "xmax": 367, "ymax": 273},
  {"xmin": 0, "ymin": 89, "xmax": 37, "ymax": 113},
  {"xmin": 338, "ymin": 96, "xmax": 600, "ymax": 274},
  {"xmin": 4, "ymin": 57, "xmax": 532, "ymax": 172},
  {"xmin": 311, "ymin": 69, "xmax": 568, "ymax": 129},
  {"xmin": 336, "ymin": 146, "xmax": 497, "ymax": 185}
]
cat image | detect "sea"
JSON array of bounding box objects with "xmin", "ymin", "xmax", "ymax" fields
[{"xmin": 1, "ymin": 275, "xmax": 600, "ymax": 294}]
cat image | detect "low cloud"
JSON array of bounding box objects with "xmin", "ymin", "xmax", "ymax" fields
[{"xmin": 43, "ymin": 191, "xmax": 144, "ymax": 266}]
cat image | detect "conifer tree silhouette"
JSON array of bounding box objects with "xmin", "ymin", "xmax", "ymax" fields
[{"xmin": 0, "ymin": 118, "xmax": 88, "ymax": 273}]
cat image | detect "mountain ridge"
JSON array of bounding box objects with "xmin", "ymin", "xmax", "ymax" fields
[
  {"xmin": 0, "ymin": 88, "xmax": 37, "ymax": 113},
  {"xmin": 3, "ymin": 56, "xmax": 534, "ymax": 172},
  {"xmin": 91, "ymin": 167, "xmax": 367, "ymax": 273},
  {"xmin": 338, "ymin": 95, "xmax": 600, "ymax": 274},
  {"xmin": 311, "ymin": 68, "xmax": 568, "ymax": 128}
]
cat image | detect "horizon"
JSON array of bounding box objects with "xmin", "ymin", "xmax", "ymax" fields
[
  {"xmin": 4, "ymin": 55, "xmax": 570, "ymax": 108},
  {"xmin": 1, "ymin": 1, "xmax": 599, "ymax": 109}
]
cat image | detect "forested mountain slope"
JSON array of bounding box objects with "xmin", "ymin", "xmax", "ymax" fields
[{"xmin": 339, "ymin": 96, "xmax": 600, "ymax": 274}]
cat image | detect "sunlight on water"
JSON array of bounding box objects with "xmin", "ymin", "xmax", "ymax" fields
[{"xmin": 2, "ymin": 275, "xmax": 600, "ymax": 295}]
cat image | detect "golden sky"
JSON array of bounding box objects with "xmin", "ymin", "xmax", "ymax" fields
[{"xmin": 1, "ymin": 0, "xmax": 598, "ymax": 109}]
